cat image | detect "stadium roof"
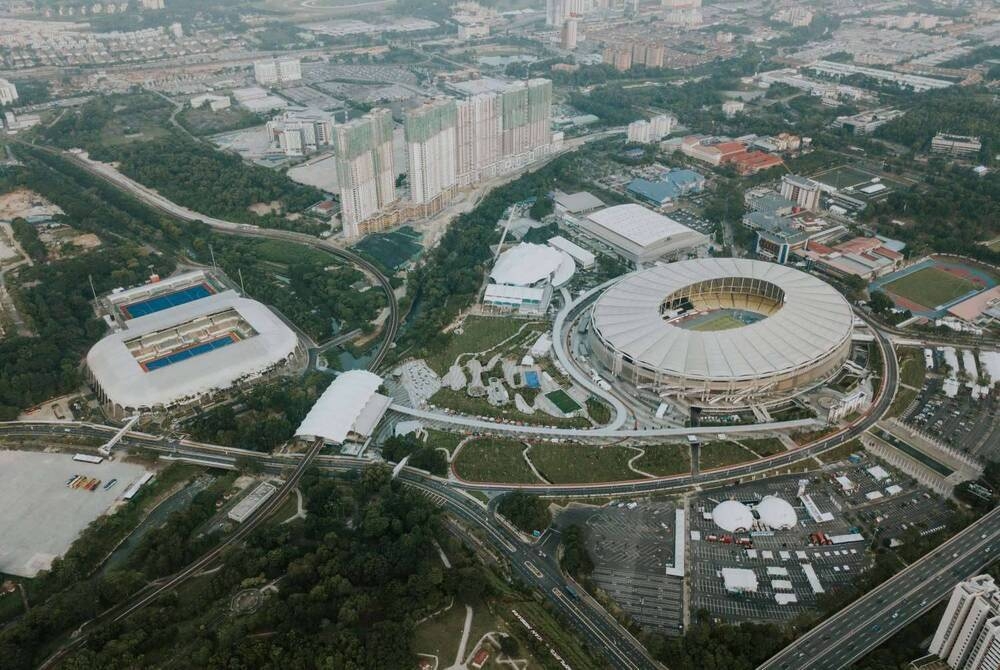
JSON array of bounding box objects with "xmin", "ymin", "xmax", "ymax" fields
[
  {"xmin": 586, "ymin": 204, "xmax": 698, "ymax": 249},
  {"xmin": 755, "ymin": 496, "xmax": 797, "ymax": 530},
  {"xmin": 591, "ymin": 258, "xmax": 854, "ymax": 382},
  {"xmin": 712, "ymin": 500, "xmax": 754, "ymax": 532},
  {"xmin": 294, "ymin": 370, "xmax": 391, "ymax": 444},
  {"xmin": 490, "ymin": 243, "xmax": 575, "ymax": 287},
  {"xmin": 87, "ymin": 292, "xmax": 299, "ymax": 410}
]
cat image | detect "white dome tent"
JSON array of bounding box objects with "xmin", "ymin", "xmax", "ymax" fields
[
  {"xmin": 712, "ymin": 500, "xmax": 754, "ymax": 533},
  {"xmin": 754, "ymin": 495, "xmax": 797, "ymax": 530}
]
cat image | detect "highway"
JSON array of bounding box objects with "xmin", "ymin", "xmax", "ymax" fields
[{"xmin": 758, "ymin": 507, "xmax": 1000, "ymax": 670}]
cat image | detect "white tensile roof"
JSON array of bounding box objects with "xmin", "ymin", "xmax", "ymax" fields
[
  {"xmin": 712, "ymin": 500, "xmax": 754, "ymax": 532},
  {"xmin": 295, "ymin": 370, "xmax": 391, "ymax": 444},
  {"xmin": 585, "ymin": 204, "xmax": 698, "ymax": 248},
  {"xmin": 87, "ymin": 292, "xmax": 298, "ymax": 410},
  {"xmin": 490, "ymin": 243, "xmax": 575, "ymax": 287},
  {"xmin": 755, "ymin": 495, "xmax": 797, "ymax": 530},
  {"xmin": 591, "ymin": 258, "xmax": 854, "ymax": 381}
]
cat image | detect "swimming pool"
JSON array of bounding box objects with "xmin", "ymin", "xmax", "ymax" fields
[{"xmin": 122, "ymin": 284, "xmax": 213, "ymax": 319}]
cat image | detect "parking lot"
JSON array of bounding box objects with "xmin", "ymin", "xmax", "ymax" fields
[
  {"xmin": 0, "ymin": 450, "xmax": 150, "ymax": 577},
  {"xmin": 668, "ymin": 208, "xmax": 716, "ymax": 236},
  {"xmin": 690, "ymin": 474, "xmax": 870, "ymax": 623},
  {"xmin": 903, "ymin": 378, "xmax": 1000, "ymax": 460},
  {"xmin": 557, "ymin": 502, "xmax": 683, "ymax": 634}
]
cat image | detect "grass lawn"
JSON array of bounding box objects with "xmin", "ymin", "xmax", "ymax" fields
[
  {"xmin": 411, "ymin": 600, "xmax": 496, "ymax": 665},
  {"xmin": 689, "ymin": 314, "xmax": 744, "ymax": 332},
  {"xmin": 883, "ymin": 267, "xmax": 977, "ymax": 309},
  {"xmin": 586, "ymin": 397, "xmax": 612, "ymax": 424},
  {"xmin": 699, "ymin": 441, "xmax": 755, "ymax": 470},
  {"xmin": 453, "ymin": 438, "xmax": 539, "ymax": 483},
  {"xmin": 738, "ymin": 437, "xmax": 787, "ymax": 457},
  {"xmin": 887, "ymin": 385, "xmax": 919, "ymax": 418},
  {"xmin": 816, "ymin": 438, "xmax": 863, "ymax": 465},
  {"xmin": 429, "ymin": 387, "xmax": 590, "ymax": 428},
  {"xmin": 425, "ymin": 429, "xmax": 464, "ymax": 458},
  {"xmin": 633, "ymin": 444, "xmax": 691, "ymax": 476},
  {"xmin": 527, "ymin": 444, "xmax": 638, "ymax": 483},
  {"xmin": 898, "ymin": 348, "xmax": 927, "ymax": 389},
  {"xmin": 423, "ymin": 316, "xmax": 543, "ymax": 375},
  {"xmin": 545, "ymin": 389, "xmax": 582, "ymax": 413}
]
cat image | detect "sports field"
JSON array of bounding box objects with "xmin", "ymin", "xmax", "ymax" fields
[
  {"xmin": 882, "ymin": 267, "xmax": 977, "ymax": 310},
  {"xmin": 689, "ymin": 314, "xmax": 744, "ymax": 332},
  {"xmin": 546, "ymin": 389, "xmax": 582, "ymax": 413}
]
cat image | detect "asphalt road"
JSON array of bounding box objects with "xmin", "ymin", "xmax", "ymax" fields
[{"xmin": 758, "ymin": 506, "xmax": 1000, "ymax": 670}]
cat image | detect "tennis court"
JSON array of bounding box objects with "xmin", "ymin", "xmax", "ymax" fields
[
  {"xmin": 123, "ymin": 284, "xmax": 214, "ymax": 319},
  {"xmin": 143, "ymin": 334, "xmax": 237, "ymax": 371}
]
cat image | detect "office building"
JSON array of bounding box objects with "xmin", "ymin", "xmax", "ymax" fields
[
  {"xmin": 334, "ymin": 108, "xmax": 397, "ymax": 239},
  {"xmin": 931, "ymin": 133, "xmax": 982, "ymax": 158},
  {"xmin": 254, "ymin": 57, "xmax": 302, "ymax": 86},
  {"xmin": 0, "ymin": 79, "xmax": 18, "ymax": 106},
  {"xmin": 780, "ymin": 174, "xmax": 822, "ymax": 211},
  {"xmin": 405, "ymin": 98, "xmax": 459, "ymax": 206},
  {"xmin": 267, "ymin": 111, "xmax": 333, "ymax": 157},
  {"xmin": 931, "ymin": 575, "xmax": 1000, "ymax": 670}
]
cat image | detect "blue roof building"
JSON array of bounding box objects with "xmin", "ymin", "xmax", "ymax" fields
[{"xmin": 627, "ymin": 169, "xmax": 705, "ymax": 205}]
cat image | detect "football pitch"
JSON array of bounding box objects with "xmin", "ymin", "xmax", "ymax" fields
[{"xmin": 882, "ymin": 267, "xmax": 977, "ymax": 309}]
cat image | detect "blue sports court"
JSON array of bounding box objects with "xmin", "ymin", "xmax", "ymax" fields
[{"xmin": 122, "ymin": 284, "xmax": 213, "ymax": 319}]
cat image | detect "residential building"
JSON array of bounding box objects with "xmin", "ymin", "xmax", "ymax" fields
[
  {"xmin": 628, "ymin": 120, "xmax": 651, "ymax": 144},
  {"xmin": 499, "ymin": 79, "xmax": 552, "ymax": 159},
  {"xmin": 722, "ymin": 100, "xmax": 745, "ymax": 117},
  {"xmin": 561, "ymin": 17, "xmax": 579, "ymax": 50},
  {"xmin": 334, "ymin": 108, "xmax": 397, "ymax": 239},
  {"xmin": 931, "ymin": 133, "xmax": 982, "ymax": 157},
  {"xmin": 267, "ymin": 111, "xmax": 334, "ymax": 157},
  {"xmin": 456, "ymin": 93, "xmax": 501, "ymax": 186},
  {"xmin": 780, "ymin": 174, "xmax": 822, "ymax": 211},
  {"xmin": 254, "ymin": 57, "xmax": 302, "ymax": 86},
  {"xmin": 931, "ymin": 575, "xmax": 1000, "ymax": 669},
  {"xmin": 405, "ymin": 98, "xmax": 459, "ymax": 205},
  {"xmin": 603, "ymin": 46, "xmax": 633, "ymax": 71},
  {"xmin": 546, "ymin": 0, "xmax": 582, "ymax": 27},
  {"xmin": 650, "ymin": 114, "xmax": 676, "ymax": 140},
  {"xmin": 0, "ymin": 79, "xmax": 18, "ymax": 106}
]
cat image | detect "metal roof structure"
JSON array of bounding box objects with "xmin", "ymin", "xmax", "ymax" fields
[
  {"xmin": 87, "ymin": 292, "xmax": 299, "ymax": 411},
  {"xmin": 295, "ymin": 370, "xmax": 391, "ymax": 444},
  {"xmin": 586, "ymin": 204, "xmax": 700, "ymax": 248},
  {"xmin": 490, "ymin": 243, "xmax": 575, "ymax": 287},
  {"xmin": 591, "ymin": 258, "xmax": 854, "ymax": 382}
]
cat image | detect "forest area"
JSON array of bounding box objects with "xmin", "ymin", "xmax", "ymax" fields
[{"xmin": 0, "ymin": 465, "xmax": 490, "ymax": 670}]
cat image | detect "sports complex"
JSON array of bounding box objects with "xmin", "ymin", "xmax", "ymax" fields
[
  {"xmin": 869, "ymin": 255, "xmax": 998, "ymax": 318},
  {"xmin": 87, "ymin": 270, "xmax": 304, "ymax": 418},
  {"xmin": 586, "ymin": 258, "xmax": 855, "ymax": 404}
]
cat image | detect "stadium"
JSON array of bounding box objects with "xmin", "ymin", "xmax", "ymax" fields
[
  {"xmin": 87, "ymin": 271, "xmax": 303, "ymax": 418},
  {"xmin": 587, "ymin": 258, "xmax": 854, "ymax": 404}
]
